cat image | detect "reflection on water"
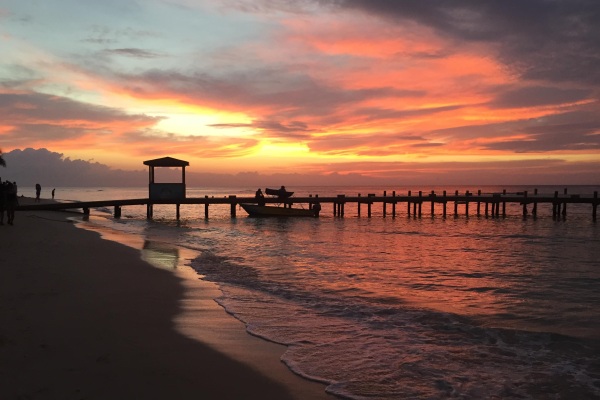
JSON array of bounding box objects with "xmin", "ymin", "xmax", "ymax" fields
[{"xmin": 141, "ymin": 240, "xmax": 180, "ymax": 270}]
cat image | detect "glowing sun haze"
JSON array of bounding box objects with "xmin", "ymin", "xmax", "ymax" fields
[{"xmin": 1, "ymin": 0, "xmax": 599, "ymax": 185}]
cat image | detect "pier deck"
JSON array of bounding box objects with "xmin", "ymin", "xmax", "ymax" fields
[{"xmin": 16, "ymin": 189, "xmax": 600, "ymax": 221}]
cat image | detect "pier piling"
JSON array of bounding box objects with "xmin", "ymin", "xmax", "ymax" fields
[
  {"xmin": 367, "ymin": 194, "xmax": 375, "ymax": 218},
  {"xmin": 443, "ymin": 191, "xmax": 447, "ymax": 218},
  {"xmin": 593, "ymin": 192, "xmax": 598, "ymax": 221}
]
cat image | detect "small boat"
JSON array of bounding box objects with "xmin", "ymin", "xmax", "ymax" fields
[{"xmin": 240, "ymin": 203, "xmax": 318, "ymax": 217}]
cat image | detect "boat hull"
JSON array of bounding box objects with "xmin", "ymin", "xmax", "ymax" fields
[{"xmin": 240, "ymin": 204, "xmax": 318, "ymax": 217}]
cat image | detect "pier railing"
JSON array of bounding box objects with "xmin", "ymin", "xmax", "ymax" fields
[{"xmin": 16, "ymin": 189, "xmax": 599, "ymax": 221}]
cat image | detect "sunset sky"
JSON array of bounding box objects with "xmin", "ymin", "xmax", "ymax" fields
[{"xmin": 1, "ymin": 0, "xmax": 599, "ymax": 185}]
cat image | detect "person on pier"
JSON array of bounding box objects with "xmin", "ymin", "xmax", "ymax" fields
[
  {"xmin": 255, "ymin": 188, "xmax": 265, "ymax": 206},
  {"xmin": 278, "ymin": 186, "xmax": 287, "ymax": 199}
]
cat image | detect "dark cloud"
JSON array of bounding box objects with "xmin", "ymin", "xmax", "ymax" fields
[
  {"xmin": 83, "ymin": 25, "xmax": 160, "ymax": 45},
  {"xmin": 410, "ymin": 142, "xmax": 444, "ymax": 148},
  {"xmin": 484, "ymin": 122, "xmax": 600, "ymax": 153},
  {"xmin": 433, "ymin": 109, "xmax": 600, "ymax": 153},
  {"xmin": 1, "ymin": 148, "xmax": 145, "ymax": 187},
  {"xmin": 308, "ymin": 132, "xmax": 435, "ymax": 156},
  {"xmin": 335, "ymin": 0, "xmax": 600, "ymax": 85},
  {"xmin": 432, "ymin": 109, "xmax": 600, "ymax": 153},
  {"xmin": 113, "ymin": 68, "xmax": 414, "ymax": 120},
  {"xmin": 355, "ymin": 104, "xmax": 463, "ymax": 121},
  {"xmin": 0, "ymin": 92, "xmax": 159, "ymax": 125},
  {"xmin": 489, "ymin": 86, "xmax": 593, "ymax": 109},
  {"xmin": 2, "ymin": 124, "xmax": 94, "ymax": 147},
  {"xmin": 0, "ymin": 91, "xmax": 162, "ymax": 148},
  {"xmin": 210, "ymin": 119, "xmax": 313, "ymax": 140},
  {"xmin": 104, "ymin": 48, "xmax": 163, "ymax": 58}
]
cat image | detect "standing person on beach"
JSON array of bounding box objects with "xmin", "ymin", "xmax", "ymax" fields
[
  {"xmin": 52, "ymin": 188, "xmax": 55, "ymax": 199},
  {"xmin": 35, "ymin": 183, "xmax": 41, "ymax": 202},
  {"xmin": 6, "ymin": 181, "xmax": 17, "ymax": 225}
]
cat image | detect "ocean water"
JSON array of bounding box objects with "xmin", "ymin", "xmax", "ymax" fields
[{"xmin": 55, "ymin": 185, "xmax": 599, "ymax": 399}]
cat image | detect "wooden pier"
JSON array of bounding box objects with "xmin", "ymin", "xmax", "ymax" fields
[{"xmin": 16, "ymin": 189, "xmax": 600, "ymax": 221}]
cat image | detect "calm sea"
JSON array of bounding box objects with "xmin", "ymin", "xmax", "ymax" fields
[{"xmin": 51, "ymin": 185, "xmax": 599, "ymax": 399}]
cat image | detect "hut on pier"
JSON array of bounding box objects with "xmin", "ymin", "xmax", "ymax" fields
[
  {"xmin": 143, "ymin": 156, "xmax": 189, "ymax": 200},
  {"xmin": 143, "ymin": 156, "xmax": 189, "ymax": 219}
]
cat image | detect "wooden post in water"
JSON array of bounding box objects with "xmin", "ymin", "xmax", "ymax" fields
[
  {"xmin": 502, "ymin": 189, "xmax": 507, "ymax": 217},
  {"xmin": 392, "ymin": 191, "xmax": 396, "ymax": 218},
  {"xmin": 147, "ymin": 204, "xmax": 153, "ymax": 219},
  {"xmin": 407, "ymin": 191, "xmax": 412, "ymax": 217},
  {"xmin": 114, "ymin": 206, "xmax": 121, "ymax": 219},
  {"xmin": 176, "ymin": 204, "xmax": 181, "ymax": 220},
  {"xmin": 430, "ymin": 190, "xmax": 435, "ymax": 217},
  {"xmin": 230, "ymin": 195, "xmax": 236, "ymax": 218},
  {"xmin": 383, "ymin": 191, "xmax": 387, "ymax": 218},
  {"xmin": 491, "ymin": 193, "xmax": 500, "ymax": 218},
  {"xmin": 532, "ymin": 189, "xmax": 538, "ymax": 218},
  {"xmin": 485, "ymin": 201, "xmax": 489, "ymax": 218},
  {"xmin": 418, "ymin": 191, "xmax": 422, "ymax": 217},
  {"xmin": 465, "ymin": 190, "xmax": 470, "ymax": 217},
  {"xmin": 477, "ymin": 190, "xmax": 481, "ymax": 216},
  {"xmin": 454, "ymin": 190, "xmax": 459, "ymax": 218},
  {"xmin": 552, "ymin": 191, "xmax": 559, "ymax": 218},
  {"xmin": 357, "ymin": 194, "xmax": 361, "ymax": 217},
  {"xmin": 337, "ymin": 194, "xmax": 345, "ymax": 217},
  {"xmin": 442, "ymin": 190, "xmax": 447, "ymax": 218},
  {"xmin": 592, "ymin": 190, "xmax": 598, "ymax": 217},
  {"xmin": 368, "ymin": 194, "xmax": 375, "ymax": 218},
  {"xmin": 204, "ymin": 196, "xmax": 209, "ymax": 219},
  {"xmin": 522, "ymin": 191, "xmax": 528, "ymax": 217}
]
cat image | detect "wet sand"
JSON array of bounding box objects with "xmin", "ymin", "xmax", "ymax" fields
[{"xmin": 0, "ymin": 198, "xmax": 331, "ymax": 399}]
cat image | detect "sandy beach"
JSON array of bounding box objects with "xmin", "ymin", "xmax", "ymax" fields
[{"xmin": 0, "ymin": 198, "xmax": 331, "ymax": 399}]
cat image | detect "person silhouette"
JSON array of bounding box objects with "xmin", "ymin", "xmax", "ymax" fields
[
  {"xmin": 6, "ymin": 181, "xmax": 17, "ymax": 225},
  {"xmin": 313, "ymin": 201, "xmax": 322, "ymax": 217},
  {"xmin": 278, "ymin": 185, "xmax": 287, "ymax": 198},
  {"xmin": 35, "ymin": 183, "xmax": 41, "ymax": 202},
  {"xmin": 255, "ymin": 188, "xmax": 265, "ymax": 206}
]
